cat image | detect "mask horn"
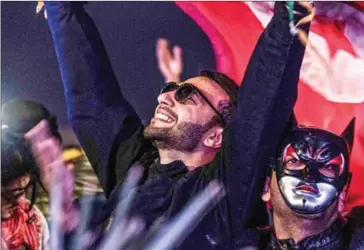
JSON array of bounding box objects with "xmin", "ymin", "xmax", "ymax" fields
[
  {"xmin": 277, "ymin": 112, "xmax": 298, "ymax": 154},
  {"xmin": 340, "ymin": 117, "xmax": 355, "ymax": 152},
  {"xmin": 282, "ymin": 112, "xmax": 298, "ymax": 137},
  {"xmin": 291, "ymin": 112, "xmax": 299, "ymax": 128}
]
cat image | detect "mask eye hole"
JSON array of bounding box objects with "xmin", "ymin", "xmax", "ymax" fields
[
  {"xmin": 319, "ymin": 154, "xmax": 345, "ymax": 179},
  {"xmin": 284, "ymin": 155, "xmax": 305, "ymax": 171},
  {"xmin": 319, "ymin": 164, "xmax": 340, "ymax": 178}
]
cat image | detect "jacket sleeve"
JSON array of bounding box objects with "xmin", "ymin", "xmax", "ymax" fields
[
  {"xmin": 45, "ymin": 2, "xmax": 143, "ymax": 195},
  {"xmin": 222, "ymin": 2, "xmax": 311, "ymax": 246}
]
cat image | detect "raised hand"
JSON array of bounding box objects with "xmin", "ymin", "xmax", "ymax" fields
[
  {"xmin": 24, "ymin": 120, "xmax": 78, "ymax": 231},
  {"xmin": 24, "ymin": 121, "xmax": 64, "ymax": 191},
  {"xmin": 156, "ymin": 38, "xmax": 183, "ymax": 83},
  {"xmin": 36, "ymin": 0, "xmax": 47, "ymax": 19}
]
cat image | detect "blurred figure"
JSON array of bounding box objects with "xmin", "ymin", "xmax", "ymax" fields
[
  {"xmin": 1, "ymin": 99, "xmax": 104, "ymax": 217},
  {"xmin": 1, "ymin": 132, "xmax": 49, "ymax": 250},
  {"xmin": 61, "ymin": 127, "xmax": 105, "ymax": 211},
  {"xmin": 60, "ymin": 126, "xmax": 103, "ymax": 198},
  {"xmin": 63, "ymin": 145, "xmax": 99, "ymax": 195}
]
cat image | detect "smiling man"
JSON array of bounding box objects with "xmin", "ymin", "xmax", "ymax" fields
[
  {"xmin": 143, "ymin": 72, "xmax": 234, "ymax": 164},
  {"xmin": 44, "ymin": 1, "xmax": 310, "ymax": 248}
]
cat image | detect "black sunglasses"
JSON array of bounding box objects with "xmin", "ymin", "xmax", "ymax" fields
[{"xmin": 160, "ymin": 82, "xmax": 226, "ymax": 127}]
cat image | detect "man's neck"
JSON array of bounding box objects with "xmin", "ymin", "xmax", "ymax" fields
[
  {"xmin": 272, "ymin": 211, "xmax": 338, "ymax": 244},
  {"xmin": 158, "ymin": 148, "xmax": 216, "ymax": 171}
]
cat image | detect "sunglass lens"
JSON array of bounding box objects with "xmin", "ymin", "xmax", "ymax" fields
[
  {"xmin": 175, "ymin": 84, "xmax": 195, "ymax": 102},
  {"xmin": 160, "ymin": 82, "xmax": 178, "ymax": 94}
]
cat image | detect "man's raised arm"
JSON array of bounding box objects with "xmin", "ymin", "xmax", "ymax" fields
[
  {"xmin": 45, "ymin": 2, "xmax": 142, "ymax": 195},
  {"xmin": 225, "ymin": 2, "xmax": 312, "ymax": 246}
]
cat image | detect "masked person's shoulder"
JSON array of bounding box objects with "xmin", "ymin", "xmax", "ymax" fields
[{"xmin": 343, "ymin": 206, "xmax": 364, "ymax": 249}]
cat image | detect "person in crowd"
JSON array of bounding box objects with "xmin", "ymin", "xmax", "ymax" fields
[
  {"xmin": 2, "ymin": 99, "xmax": 104, "ymax": 217},
  {"xmin": 260, "ymin": 117, "xmax": 364, "ymax": 249},
  {"xmin": 38, "ymin": 1, "xmax": 311, "ymax": 248},
  {"xmin": 1, "ymin": 131, "xmax": 49, "ymax": 250}
]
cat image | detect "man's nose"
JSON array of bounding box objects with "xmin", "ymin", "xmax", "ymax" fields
[
  {"xmin": 157, "ymin": 91, "xmax": 175, "ymax": 107},
  {"xmin": 302, "ymin": 163, "xmax": 316, "ymax": 183}
]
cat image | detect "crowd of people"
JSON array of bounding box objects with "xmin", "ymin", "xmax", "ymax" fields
[{"xmin": 1, "ymin": 1, "xmax": 363, "ymax": 250}]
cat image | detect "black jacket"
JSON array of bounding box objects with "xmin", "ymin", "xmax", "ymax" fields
[
  {"xmin": 45, "ymin": 2, "xmax": 309, "ymax": 249},
  {"xmin": 260, "ymin": 207, "xmax": 364, "ymax": 250}
]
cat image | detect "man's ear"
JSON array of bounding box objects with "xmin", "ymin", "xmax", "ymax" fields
[
  {"xmin": 203, "ymin": 127, "xmax": 223, "ymax": 149},
  {"xmin": 262, "ymin": 176, "xmax": 272, "ymax": 202},
  {"xmin": 339, "ymin": 174, "xmax": 352, "ymax": 214},
  {"xmin": 338, "ymin": 185, "xmax": 349, "ymax": 214}
]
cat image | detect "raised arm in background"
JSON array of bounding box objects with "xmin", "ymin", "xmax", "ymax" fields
[
  {"xmin": 45, "ymin": 2, "xmax": 143, "ymax": 196},
  {"xmin": 209, "ymin": 2, "xmax": 312, "ymax": 247},
  {"xmin": 156, "ymin": 38, "xmax": 183, "ymax": 83}
]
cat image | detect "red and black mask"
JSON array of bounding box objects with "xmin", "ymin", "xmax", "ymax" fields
[{"xmin": 274, "ymin": 117, "xmax": 354, "ymax": 214}]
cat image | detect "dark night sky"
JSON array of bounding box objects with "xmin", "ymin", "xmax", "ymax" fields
[{"xmin": 1, "ymin": 1, "xmax": 216, "ymax": 125}]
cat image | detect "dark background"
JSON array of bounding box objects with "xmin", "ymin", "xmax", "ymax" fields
[{"xmin": 1, "ymin": 1, "xmax": 216, "ymax": 125}]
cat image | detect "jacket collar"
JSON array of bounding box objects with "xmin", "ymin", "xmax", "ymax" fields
[
  {"xmin": 148, "ymin": 159, "xmax": 189, "ymax": 181},
  {"xmin": 270, "ymin": 219, "xmax": 344, "ymax": 249}
]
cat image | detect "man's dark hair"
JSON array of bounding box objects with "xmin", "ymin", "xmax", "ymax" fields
[
  {"xmin": 1, "ymin": 133, "xmax": 37, "ymax": 186},
  {"xmin": 2, "ymin": 99, "xmax": 61, "ymax": 141},
  {"xmin": 1, "ymin": 132, "xmax": 39, "ymax": 210},
  {"xmin": 199, "ymin": 70, "xmax": 239, "ymax": 125},
  {"xmin": 1, "ymin": 100, "xmax": 62, "ymax": 211}
]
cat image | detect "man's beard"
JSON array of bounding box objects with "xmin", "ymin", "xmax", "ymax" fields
[{"xmin": 143, "ymin": 119, "xmax": 216, "ymax": 152}]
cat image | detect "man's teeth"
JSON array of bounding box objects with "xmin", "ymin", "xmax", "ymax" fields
[{"xmin": 156, "ymin": 113, "xmax": 173, "ymax": 123}]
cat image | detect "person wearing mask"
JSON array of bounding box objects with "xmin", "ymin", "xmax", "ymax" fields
[{"xmin": 260, "ymin": 117, "xmax": 364, "ymax": 249}]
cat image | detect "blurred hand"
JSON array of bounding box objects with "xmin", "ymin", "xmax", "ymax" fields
[
  {"xmin": 25, "ymin": 120, "xmax": 79, "ymax": 231},
  {"xmin": 156, "ymin": 38, "xmax": 183, "ymax": 83},
  {"xmin": 36, "ymin": 0, "xmax": 47, "ymax": 19},
  {"xmin": 24, "ymin": 120, "xmax": 74, "ymax": 209}
]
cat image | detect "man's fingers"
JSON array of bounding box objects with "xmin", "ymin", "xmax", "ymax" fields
[
  {"xmin": 157, "ymin": 38, "xmax": 172, "ymax": 64},
  {"xmin": 61, "ymin": 168, "xmax": 75, "ymax": 202},
  {"xmin": 24, "ymin": 119, "xmax": 52, "ymax": 143},
  {"xmin": 36, "ymin": 1, "xmax": 44, "ymax": 14},
  {"xmin": 33, "ymin": 137, "xmax": 62, "ymax": 156},
  {"xmin": 173, "ymin": 46, "xmax": 182, "ymax": 62},
  {"xmin": 157, "ymin": 38, "xmax": 169, "ymax": 52},
  {"xmin": 40, "ymin": 157, "xmax": 71, "ymax": 194},
  {"xmin": 156, "ymin": 39, "xmax": 166, "ymax": 62},
  {"xmin": 31, "ymin": 138, "xmax": 63, "ymax": 167},
  {"xmin": 172, "ymin": 46, "xmax": 183, "ymax": 73}
]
